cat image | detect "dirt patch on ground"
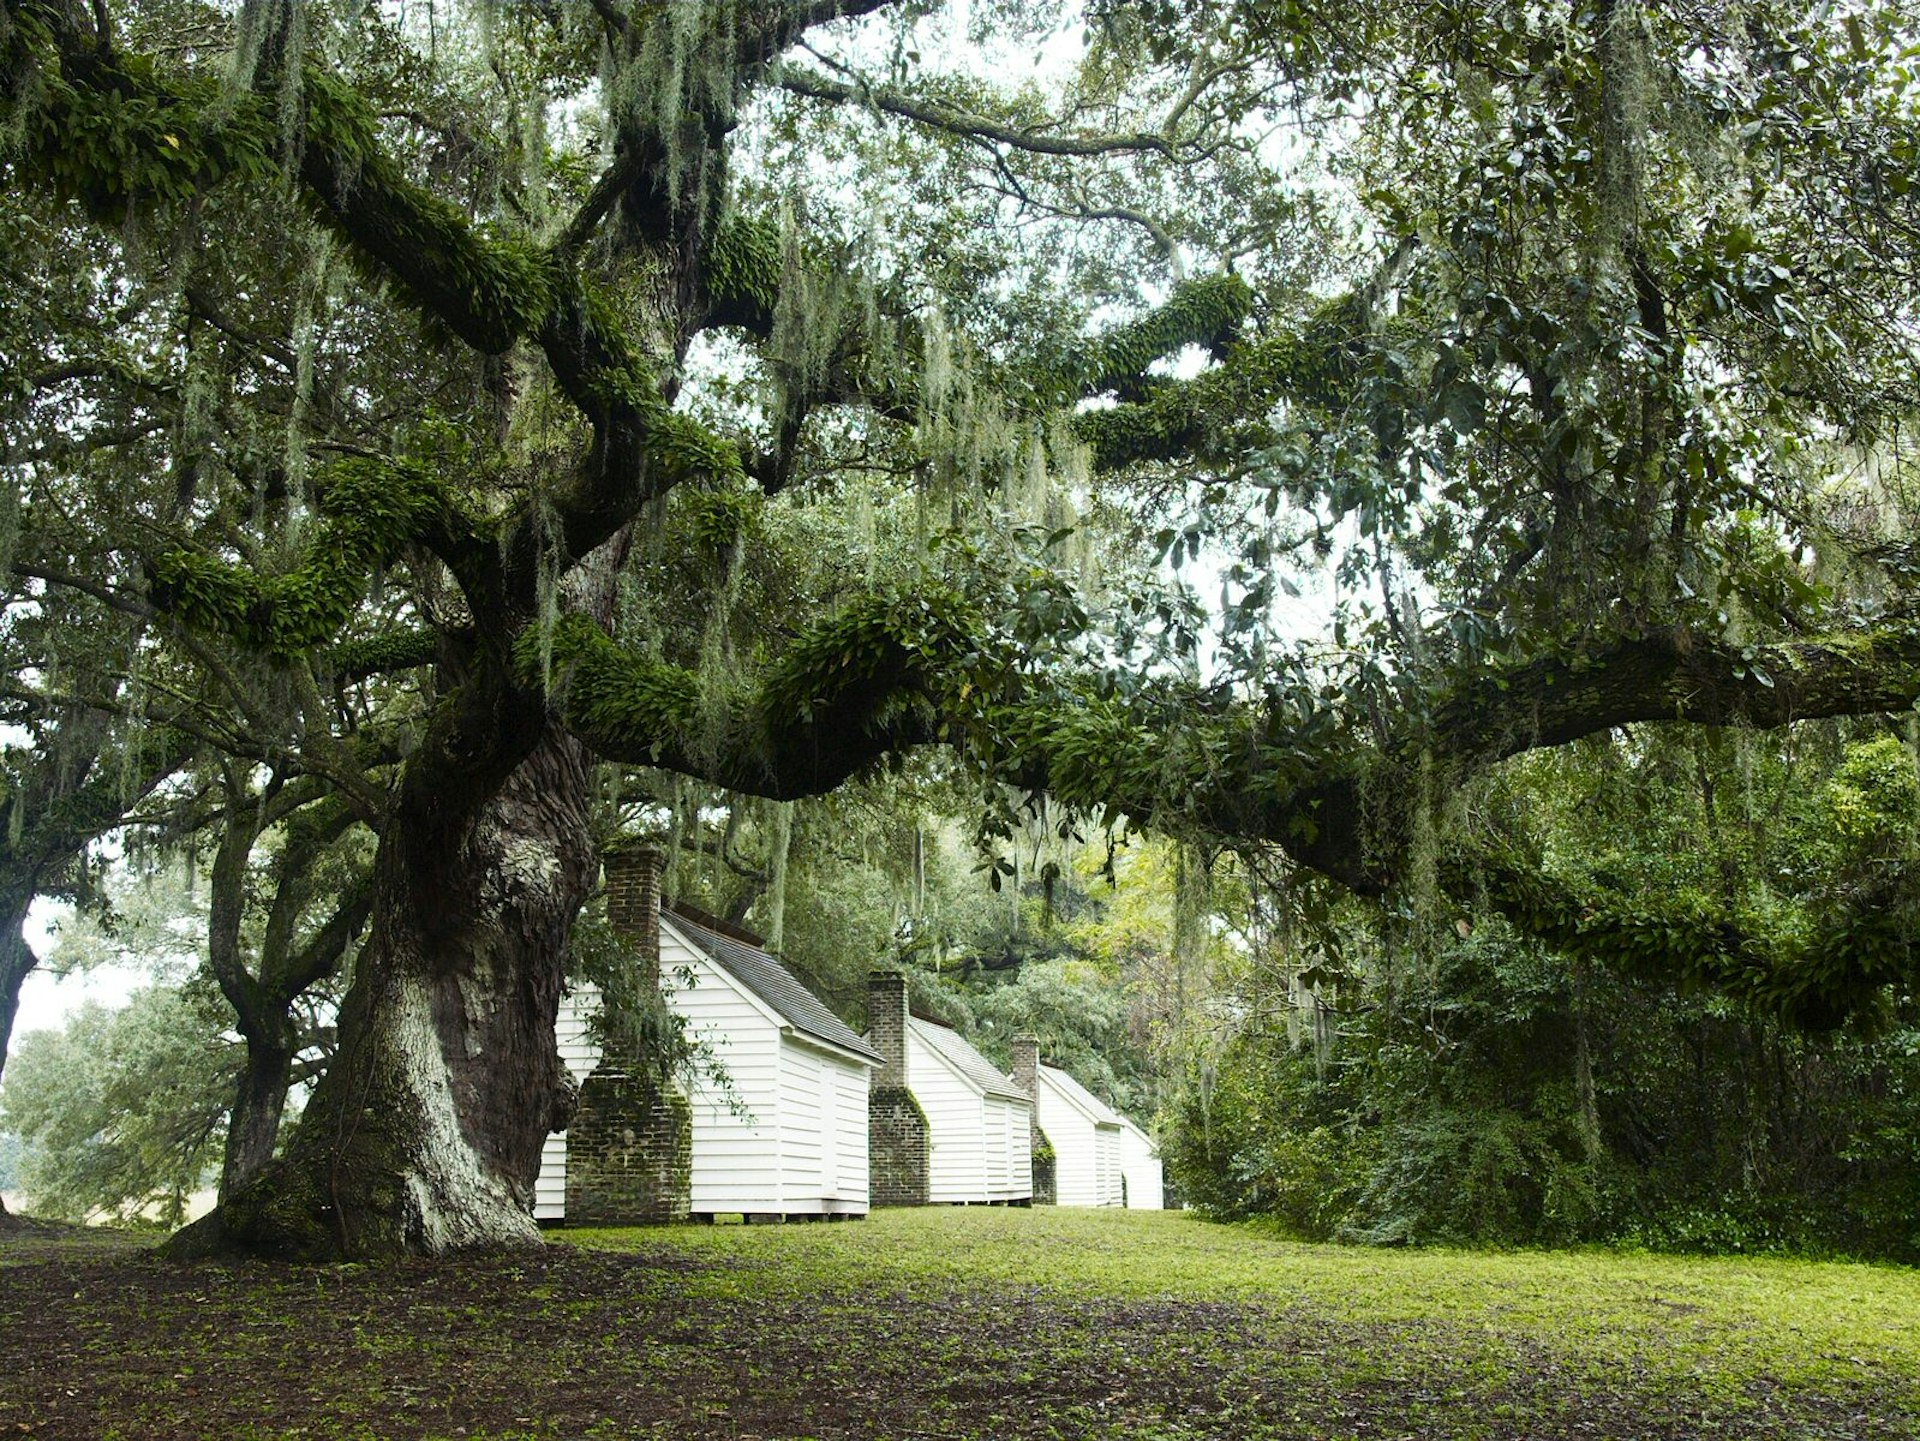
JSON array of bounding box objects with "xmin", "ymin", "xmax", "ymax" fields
[{"xmin": 0, "ymin": 1226, "xmax": 1910, "ymax": 1440}]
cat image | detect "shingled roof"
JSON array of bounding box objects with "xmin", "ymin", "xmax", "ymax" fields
[
  {"xmin": 908, "ymin": 1015, "xmax": 1029, "ymax": 1102},
  {"xmin": 664, "ymin": 904, "xmax": 882, "ymax": 1064}
]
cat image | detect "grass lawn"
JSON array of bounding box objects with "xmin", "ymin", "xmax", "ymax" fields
[{"xmin": 2, "ymin": 1205, "xmax": 1916, "ymax": 1438}]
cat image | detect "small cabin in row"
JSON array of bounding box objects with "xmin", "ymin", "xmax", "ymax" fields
[
  {"xmin": 538, "ymin": 849, "xmax": 881, "ymax": 1223},
  {"xmin": 1010, "ymin": 1038, "xmax": 1163, "ymax": 1210},
  {"xmin": 865, "ymin": 971, "xmax": 1032, "ymax": 1207},
  {"xmin": 1117, "ymin": 1116, "xmax": 1165, "ymax": 1211}
]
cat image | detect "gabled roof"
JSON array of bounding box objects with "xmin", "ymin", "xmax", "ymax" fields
[
  {"xmin": 907, "ymin": 1015, "xmax": 1030, "ymax": 1103},
  {"xmin": 1038, "ymin": 1062, "xmax": 1124, "ymax": 1129},
  {"xmin": 664, "ymin": 906, "xmax": 882, "ymax": 1065}
]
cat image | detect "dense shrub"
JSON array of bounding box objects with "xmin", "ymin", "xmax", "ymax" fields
[
  {"xmin": 1168, "ymin": 918, "xmax": 1920, "ymax": 1261},
  {"xmin": 1165, "ymin": 1025, "xmax": 1372, "ymax": 1233}
]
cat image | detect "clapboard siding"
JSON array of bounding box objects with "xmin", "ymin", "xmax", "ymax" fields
[
  {"xmin": 534, "ymin": 1132, "xmax": 568, "ymax": 1219},
  {"xmin": 533, "ymin": 980, "xmax": 608, "ymax": 1221},
  {"xmin": 676, "ymin": 933, "xmax": 787, "ymax": 1213},
  {"xmin": 983, "ymin": 1100, "xmax": 1008, "ymax": 1197},
  {"xmin": 898, "ymin": 1020, "xmax": 1033, "ymax": 1205},
  {"xmin": 1095, "ymin": 1124, "xmax": 1122, "ymax": 1208},
  {"xmin": 834, "ymin": 1064, "xmax": 869, "ymax": 1201},
  {"xmin": 982, "ymin": 1095, "xmax": 1030, "ymax": 1203},
  {"xmin": 557, "ymin": 1001, "xmax": 597, "ymax": 1080},
  {"xmin": 1046, "ymin": 1102, "xmax": 1099, "ymax": 1206},
  {"xmin": 535, "ymin": 994, "xmax": 602, "ymax": 1219},
  {"xmin": 777, "ymin": 1042, "xmax": 820, "ymax": 1203}
]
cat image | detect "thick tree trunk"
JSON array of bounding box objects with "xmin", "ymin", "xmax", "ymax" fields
[
  {"xmin": 0, "ymin": 903, "xmax": 32, "ymax": 1220},
  {"xmin": 184, "ymin": 723, "xmax": 596, "ymax": 1259},
  {"xmin": 0, "ymin": 898, "xmax": 38, "ymax": 1221},
  {"xmin": 0, "ymin": 896, "xmax": 37, "ymax": 1104}
]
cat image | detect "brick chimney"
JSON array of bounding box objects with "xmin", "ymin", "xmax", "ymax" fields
[
  {"xmin": 1011, "ymin": 1035, "xmax": 1040, "ymax": 1102},
  {"xmin": 1011, "ymin": 1034, "xmax": 1054, "ymax": 1205},
  {"xmin": 868, "ymin": 970, "xmax": 910, "ymax": 1091},
  {"xmin": 604, "ymin": 845, "xmax": 665, "ymax": 986},
  {"xmin": 866, "ymin": 969, "xmax": 929, "ymax": 1206},
  {"xmin": 568, "ymin": 842, "xmax": 691, "ymax": 1225}
]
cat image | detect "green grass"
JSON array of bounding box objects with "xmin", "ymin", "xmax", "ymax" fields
[
  {"xmin": 4, "ymin": 1206, "xmax": 1916, "ymax": 1438},
  {"xmin": 570, "ymin": 1207, "xmax": 1920, "ymax": 1428}
]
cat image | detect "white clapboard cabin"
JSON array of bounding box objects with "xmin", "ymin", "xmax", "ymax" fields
[
  {"xmin": 1029, "ymin": 1059, "xmax": 1125, "ymax": 1207},
  {"xmin": 538, "ymin": 851, "xmax": 881, "ymax": 1223},
  {"xmin": 1116, "ymin": 1116, "xmax": 1165, "ymax": 1210},
  {"xmin": 866, "ymin": 971, "xmax": 1032, "ymax": 1206}
]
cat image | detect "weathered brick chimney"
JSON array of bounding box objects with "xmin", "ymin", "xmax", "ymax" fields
[
  {"xmin": 1010, "ymin": 1035, "xmax": 1056, "ymax": 1206},
  {"xmin": 603, "ymin": 845, "xmax": 665, "ymax": 987},
  {"xmin": 868, "ymin": 969, "xmax": 911, "ymax": 1090},
  {"xmin": 867, "ymin": 969, "xmax": 928, "ymax": 1206},
  {"xmin": 565, "ymin": 842, "xmax": 690, "ymax": 1226},
  {"xmin": 1010, "ymin": 1035, "xmax": 1040, "ymax": 1101}
]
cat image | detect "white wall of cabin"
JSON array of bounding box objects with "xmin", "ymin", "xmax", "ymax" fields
[
  {"xmin": 1035, "ymin": 1068, "xmax": 1125, "ymax": 1208},
  {"xmin": 903, "ymin": 1026, "xmax": 1033, "ymax": 1204},
  {"xmin": 830, "ymin": 1041, "xmax": 871, "ymax": 1205},
  {"xmin": 772, "ymin": 1033, "xmax": 871, "ymax": 1213},
  {"xmin": 1014, "ymin": 1100, "xmax": 1034, "ymax": 1201},
  {"xmin": 534, "ymin": 985, "xmax": 601, "ymax": 1220},
  {"xmin": 672, "ymin": 932, "xmax": 787, "ymax": 1215},
  {"xmin": 1036, "ymin": 1072, "xmax": 1099, "ymax": 1207},
  {"xmin": 1095, "ymin": 1123, "xmax": 1123, "ymax": 1208},
  {"xmin": 982, "ymin": 1094, "xmax": 1033, "ymax": 1203},
  {"xmin": 1119, "ymin": 1124, "xmax": 1165, "ymax": 1210},
  {"xmin": 907, "ymin": 1027, "xmax": 987, "ymax": 1203}
]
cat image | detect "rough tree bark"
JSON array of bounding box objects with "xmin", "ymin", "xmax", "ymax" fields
[
  {"xmin": 188, "ymin": 714, "xmax": 596, "ymax": 1259},
  {"xmin": 0, "ymin": 897, "xmax": 33, "ymax": 1080},
  {"xmin": 216, "ymin": 894, "xmax": 373, "ymax": 1196},
  {"xmin": 221, "ymin": 1031, "xmax": 295, "ymax": 1200},
  {"xmin": 176, "ymin": 490, "xmax": 633, "ymax": 1256}
]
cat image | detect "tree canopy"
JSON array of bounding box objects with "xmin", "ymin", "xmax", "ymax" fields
[{"xmin": 5, "ymin": 0, "xmax": 1920, "ymax": 1256}]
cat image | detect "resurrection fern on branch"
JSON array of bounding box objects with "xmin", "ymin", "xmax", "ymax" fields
[{"xmin": 145, "ymin": 457, "xmax": 476, "ymax": 653}]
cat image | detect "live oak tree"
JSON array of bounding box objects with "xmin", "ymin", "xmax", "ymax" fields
[
  {"xmin": 3, "ymin": 0, "xmax": 1270, "ymax": 1258},
  {"xmin": 6, "ymin": 0, "xmax": 1920, "ymax": 1258}
]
